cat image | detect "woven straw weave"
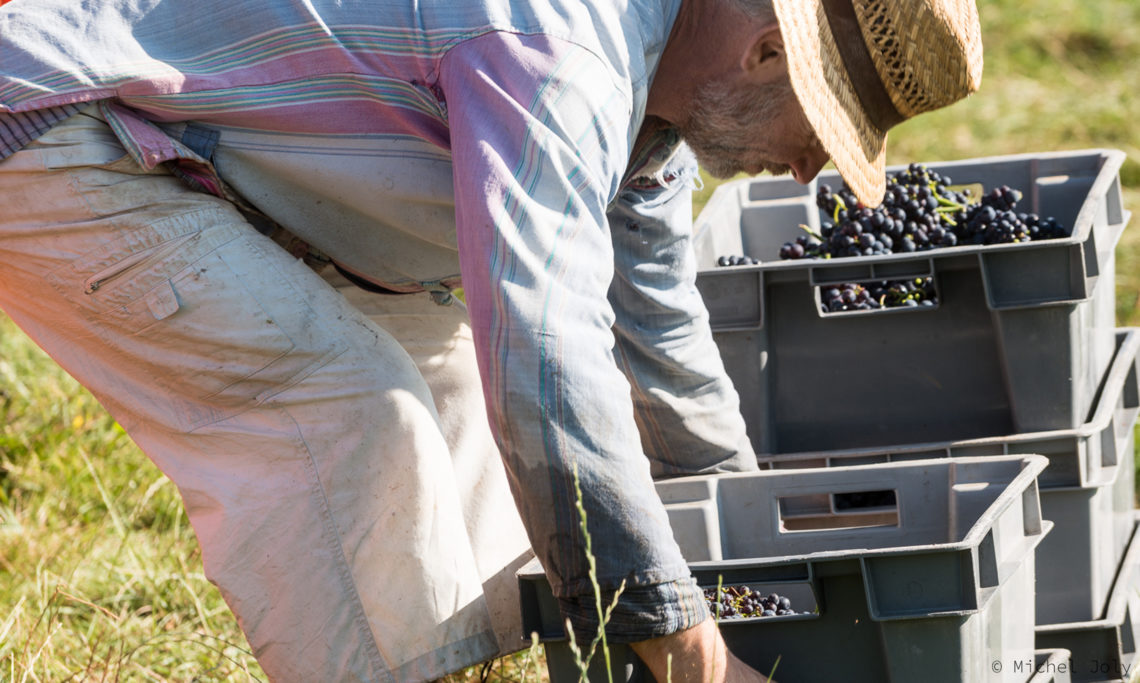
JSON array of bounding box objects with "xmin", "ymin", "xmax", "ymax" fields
[{"xmin": 773, "ymin": 0, "xmax": 982, "ymax": 205}]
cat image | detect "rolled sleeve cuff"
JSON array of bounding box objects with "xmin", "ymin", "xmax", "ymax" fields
[{"xmin": 558, "ymin": 575, "xmax": 710, "ymax": 643}]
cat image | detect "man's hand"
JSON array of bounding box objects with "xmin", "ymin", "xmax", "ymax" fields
[{"xmin": 628, "ymin": 617, "xmax": 777, "ymax": 683}]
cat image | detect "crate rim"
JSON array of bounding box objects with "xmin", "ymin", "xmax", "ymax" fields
[
  {"xmin": 656, "ymin": 453, "xmax": 1048, "ymax": 566},
  {"xmin": 694, "ymin": 147, "xmax": 1129, "ymax": 287}
]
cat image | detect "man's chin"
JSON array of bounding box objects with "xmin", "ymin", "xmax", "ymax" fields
[
  {"xmin": 691, "ymin": 149, "xmax": 792, "ymax": 179},
  {"xmin": 762, "ymin": 163, "xmax": 793, "ymax": 177},
  {"xmin": 703, "ymin": 161, "xmax": 793, "ymax": 180},
  {"xmin": 747, "ymin": 160, "xmax": 793, "ymax": 178},
  {"xmin": 704, "ymin": 164, "xmax": 740, "ymax": 180},
  {"xmin": 691, "ymin": 151, "xmax": 743, "ymax": 179}
]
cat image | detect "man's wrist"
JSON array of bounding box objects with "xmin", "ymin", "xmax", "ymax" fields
[
  {"xmin": 628, "ymin": 618, "xmax": 725, "ymax": 683},
  {"xmin": 628, "ymin": 618, "xmax": 777, "ymax": 683}
]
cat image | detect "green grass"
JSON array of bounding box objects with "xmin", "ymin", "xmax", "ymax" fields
[
  {"xmin": 2, "ymin": 0, "xmax": 1139, "ymax": 679},
  {"xmin": 0, "ymin": 316, "xmax": 264, "ymax": 681}
]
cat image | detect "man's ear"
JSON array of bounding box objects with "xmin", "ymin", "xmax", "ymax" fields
[{"xmin": 740, "ymin": 23, "xmax": 785, "ymax": 80}]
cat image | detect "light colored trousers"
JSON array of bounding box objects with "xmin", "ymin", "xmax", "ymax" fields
[{"xmin": 0, "ymin": 109, "xmax": 532, "ymax": 681}]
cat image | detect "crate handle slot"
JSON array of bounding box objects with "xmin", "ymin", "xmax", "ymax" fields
[
  {"xmin": 691, "ymin": 565, "xmax": 822, "ymax": 620},
  {"xmin": 814, "ymin": 275, "xmax": 940, "ymax": 317},
  {"xmin": 778, "ymin": 489, "xmax": 899, "ymax": 533}
]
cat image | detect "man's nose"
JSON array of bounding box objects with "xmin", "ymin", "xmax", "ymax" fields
[{"xmin": 791, "ymin": 145, "xmax": 830, "ymax": 185}]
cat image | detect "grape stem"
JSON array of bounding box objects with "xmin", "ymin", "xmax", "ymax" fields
[
  {"xmin": 831, "ymin": 195, "xmax": 846, "ymax": 223},
  {"xmin": 936, "ymin": 194, "xmax": 964, "ymax": 210},
  {"xmin": 798, "ymin": 224, "xmax": 825, "ymax": 241}
]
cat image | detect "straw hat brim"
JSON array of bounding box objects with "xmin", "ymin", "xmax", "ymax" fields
[{"xmin": 773, "ymin": 0, "xmax": 887, "ymax": 206}]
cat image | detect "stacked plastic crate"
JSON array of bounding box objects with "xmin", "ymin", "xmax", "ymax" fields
[
  {"xmin": 521, "ymin": 454, "xmax": 1055, "ymax": 682},
  {"xmin": 518, "ymin": 150, "xmax": 1133, "ymax": 682},
  {"xmin": 689, "ymin": 149, "xmax": 1135, "ymax": 682}
]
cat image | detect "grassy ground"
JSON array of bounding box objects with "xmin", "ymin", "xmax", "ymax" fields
[
  {"xmin": 2, "ymin": 0, "xmax": 1139, "ymax": 680},
  {"xmin": 0, "ymin": 322, "xmax": 264, "ymax": 680}
]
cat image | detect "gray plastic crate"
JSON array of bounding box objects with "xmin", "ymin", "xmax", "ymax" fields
[
  {"xmin": 1036, "ymin": 514, "xmax": 1140, "ymax": 683},
  {"xmin": 1036, "ymin": 426, "xmax": 1136, "ymax": 626},
  {"xmin": 519, "ymin": 454, "xmax": 1050, "ymax": 683},
  {"xmin": 693, "ymin": 149, "xmax": 1129, "ymax": 452},
  {"xmin": 757, "ymin": 328, "xmax": 1140, "ymax": 626}
]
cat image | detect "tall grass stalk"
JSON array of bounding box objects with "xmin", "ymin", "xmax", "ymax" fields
[{"xmin": 564, "ymin": 459, "xmax": 626, "ymax": 683}]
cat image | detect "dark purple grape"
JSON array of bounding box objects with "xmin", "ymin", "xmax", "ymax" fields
[
  {"xmin": 716, "ymin": 253, "xmax": 762, "ymax": 265},
  {"xmin": 704, "ymin": 586, "xmax": 805, "ymax": 620},
  {"xmin": 768, "ymin": 165, "xmax": 1065, "ymax": 315}
]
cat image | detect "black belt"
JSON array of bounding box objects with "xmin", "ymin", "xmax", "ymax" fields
[{"xmin": 333, "ymin": 262, "xmax": 418, "ymax": 295}]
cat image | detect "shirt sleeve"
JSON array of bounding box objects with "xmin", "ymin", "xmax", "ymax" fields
[
  {"xmin": 607, "ymin": 140, "xmax": 759, "ymax": 479},
  {"xmin": 439, "ymin": 31, "xmax": 709, "ymax": 641}
]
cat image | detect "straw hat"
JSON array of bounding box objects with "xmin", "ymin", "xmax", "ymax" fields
[{"xmin": 772, "ymin": 0, "xmax": 984, "ymax": 205}]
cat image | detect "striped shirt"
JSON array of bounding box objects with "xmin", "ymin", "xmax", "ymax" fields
[
  {"xmin": 0, "ymin": 105, "xmax": 80, "ymax": 158},
  {"xmin": 1, "ymin": 0, "xmax": 756, "ymax": 641}
]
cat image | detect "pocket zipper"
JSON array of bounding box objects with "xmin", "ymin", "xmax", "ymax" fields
[{"xmin": 84, "ymin": 232, "xmax": 198, "ymax": 295}]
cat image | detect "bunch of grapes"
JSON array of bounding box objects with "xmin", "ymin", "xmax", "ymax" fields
[
  {"xmin": 781, "ymin": 163, "xmax": 1066, "ymax": 260},
  {"xmin": 703, "ymin": 585, "xmax": 807, "ymax": 619},
  {"xmin": 715, "ymin": 164, "xmax": 1067, "ymax": 312},
  {"xmin": 822, "ymin": 278, "xmax": 936, "ymax": 313}
]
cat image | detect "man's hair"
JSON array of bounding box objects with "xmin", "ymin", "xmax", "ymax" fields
[{"xmin": 728, "ymin": 0, "xmax": 777, "ymax": 24}]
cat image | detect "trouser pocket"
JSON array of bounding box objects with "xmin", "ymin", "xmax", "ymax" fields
[{"xmin": 46, "ymin": 206, "xmax": 346, "ymax": 427}]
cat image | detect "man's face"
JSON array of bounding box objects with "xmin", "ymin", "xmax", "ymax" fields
[{"xmin": 680, "ymin": 75, "xmax": 829, "ymax": 183}]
